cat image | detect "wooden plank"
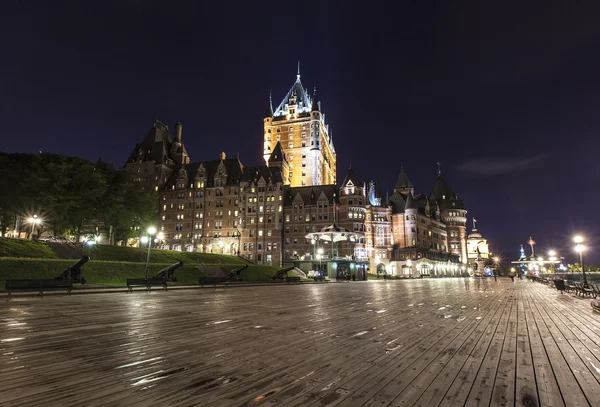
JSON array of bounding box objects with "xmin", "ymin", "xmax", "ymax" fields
[
  {"xmin": 515, "ymin": 288, "xmax": 540, "ymax": 407},
  {"xmin": 526, "ymin": 285, "xmax": 592, "ymax": 406},
  {"xmin": 4, "ymin": 279, "xmax": 600, "ymax": 406},
  {"xmin": 398, "ymin": 290, "xmax": 510, "ymax": 407},
  {"xmin": 413, "ymin": 290, "xmax": 512, "ymax": 407},
  {"xmin": 464, "ymin": 294, "xmax": 516, "ymax": 407},
  {"xmin": 522, "ymin": 289, "xmax": 565, "ymax": 407}
]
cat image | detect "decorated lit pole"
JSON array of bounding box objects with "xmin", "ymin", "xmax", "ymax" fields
[
  {"xmin": 144, "ymin": 226, "xmax": 157, "ymax": 280},
  {"xmin": 574, "ymin": 235, "xmax": 587, "ymax": 286},
  {"xmin": 548, "ymin": 250, "xmax": 557, "ymax": 273},
  {"xmin": 28, "ymin": 215, "xmax": 40, "ymax": 239}
]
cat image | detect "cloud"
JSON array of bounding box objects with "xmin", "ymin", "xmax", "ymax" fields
[{"xmin": 457, "ymin": 154, "xmax": 549, "ymax": 176}]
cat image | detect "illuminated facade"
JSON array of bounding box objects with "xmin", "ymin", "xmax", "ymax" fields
[
  {"xmin": 124, "ymin": 74, "xmax": 469, "ymax": 273},
  {"xmin": 263, "ymin": 70, "xmax": 336, "ymax": 187},
  {"xmin": 466, "ymin": 225, "xmax": 490, "ymax": 265}
]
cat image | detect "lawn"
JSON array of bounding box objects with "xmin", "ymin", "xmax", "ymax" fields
[
  {"xmin": 81, "ymin": 244, "xmax": 250, "ymax": 265},
  {"xmin": 0, "ymin": 258, "xmax": 282, "ymax": 287},
  {"xmin": 0, "ymin": 238, "xmax": 58, "ymax": 259}
]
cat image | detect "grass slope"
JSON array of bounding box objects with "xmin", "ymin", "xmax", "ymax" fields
[
  {"xmin": 81, "ymin": 244, "xmax": 248, "ymax": 265},
  {"xmin": 0, "ymin": 238, "xmax": 58, "ymax": 259},
  {"xmin": 0, "ymin": 258, "xmax": 281, "ymax": 287}
]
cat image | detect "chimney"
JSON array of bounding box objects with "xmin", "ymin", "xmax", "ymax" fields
[
  {"xmin": 220, "ymin": 151, "xmax": 226, "ymax": 160},
  {"xmin": 175, "ymin": 122, "xmax": 183, "ymax": 142}
]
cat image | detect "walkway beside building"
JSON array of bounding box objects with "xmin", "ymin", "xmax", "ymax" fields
[{"xmin": 1, "ymin": 279, "xmax": 599, "ymax": 406}]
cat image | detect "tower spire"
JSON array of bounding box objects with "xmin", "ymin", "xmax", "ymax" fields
[
  {"xmin": 297, "ymin": 61, "xmax": 300, "ymax": 80},
  {"xmin": 265, "ymin": 89, "xmax": 273, "ymax": 117},
  {"xmin": 437, "ymin": 161, "xmax": 442, "ymax": 176}
]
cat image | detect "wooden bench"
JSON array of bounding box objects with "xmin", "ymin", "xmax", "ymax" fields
[
  {"xmin": 126, "ymin": 278, "xmax": 168, "ymax": 293},
  {"xmin": 198, "ymin": 276, "xmax": 228, "ymax": 287},
  {"xmin": 591, "ymin": 284, "xmax": 600, "ymax": 299},
  {"xmin": 553, "ymin": 279, "xmax": 566, "ymax": 293},
  {"xmin": 6, "ymin": 279, "xmax": 74, "ymax": 299},
  {"xmin": 286, "ymin": 276, "xmax": 302, "ymax": 284}
]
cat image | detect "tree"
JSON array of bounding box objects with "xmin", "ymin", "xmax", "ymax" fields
[{"xmin": 96, "ymin": 166, "xmax": 157, "ymax": 245}]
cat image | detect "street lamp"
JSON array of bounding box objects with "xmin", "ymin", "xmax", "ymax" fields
[
  {"xmin": 317, "ymin": 247, "xmax": 324, "ymax": 273},
  {"xmin": 232, "ymin": 229, "xmax": 242, "ymax": 255},
  {"xmin": 548, "ymin": 250, "xmax": 557, "ymax": 273},
  {"xmin": 144, "ymin": 226, "xmax": 157, "ymax": 280},
  {"xmin": 574, "ymin": 235, "xmax": 587, "ymax": 286},
  {"xmin": 28, "ymin": 215, "xmax": 41, "ymax": 239}
]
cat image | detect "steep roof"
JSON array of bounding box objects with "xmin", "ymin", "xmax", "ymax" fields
[
  {"xmin": 429, "ymin": 175, "xmax": 465, "ymax": 210},
  {"xmin": 388, "ymin": 191, "xmax": 407, "ymax": 214},
  {"xmin": 126, "ymin": 121, "xmax": 174, "ymax": 165},
  {"xmin": 241, "ymin": 165, "xmax": 284, "ymax": 185},
  {"xmin": 166, "ymin": 158, "xmax": 244, "ymax": 188},
  {"xmin": 404, "ymin": 192, "xmax": 417, "ymax": 210},
  {"xmin": 273, "ymin": 75, "xmax": 313, "ymax": 117},
  {"xmin": 268, "ymin": 141, "xmax": 286, "ymax": 164},
  {"xmin": 311, "ymin": 88, "xmax": 320, "ymax": 112},
  {"xmin": 341, "ymin": 166, "xmax": 360, "ymax": 187},
  {"xmin": 284, "ymin": 184, "xmax": 340, "ymax": 206},
  {"xmin": 395, "ymin": 166, "xmax": 413, "ymax": 189}
]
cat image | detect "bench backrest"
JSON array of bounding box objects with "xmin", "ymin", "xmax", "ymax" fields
[
  {"xmin": 199, "ymin": 277, "xmax": 227, "ymax": 283},
  {"xmin": 6, "ymin": 279, "xmax": 73, "ymax": 289},
  {"xmin": 127, "ymin": 278, "xmax": 166, "ymax": 285}
]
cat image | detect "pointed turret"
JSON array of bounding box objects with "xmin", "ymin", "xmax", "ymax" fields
[
  {"xmin": 312, "ymin": 88, "xmax": 320, "ymax": 112},
  {"xmin": 268, "ymin": 141, "xmax": 286, "ymax": 164},
  {"xmin": 265, "ymin": 91, "xmax": 273, "ymax": 117},
  {"xmin": 341, "ymin": 165, "xmax": 359, "ymax": 187},
  {"xmin": 273, "ymin": 70, "xmax": 312, "ymax": 117},
  {"xmin": 404, "ymin": 192, "xmax": 417, "ymax": 210},
  {"xmin": 394, "ymin": 165, "xmax": 414, "ymax": 195}
]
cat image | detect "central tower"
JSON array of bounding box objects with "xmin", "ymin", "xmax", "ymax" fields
[{"xmin": 263, "ymin": 69, "xmax": 336, "ymax": 187}]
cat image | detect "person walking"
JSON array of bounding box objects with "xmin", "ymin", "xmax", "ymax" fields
[{"xmin": 463, "ymin": 273, "xmax": 470, "ymax": 290}]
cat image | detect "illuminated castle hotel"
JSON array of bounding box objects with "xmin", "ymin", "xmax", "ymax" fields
[{"xmin": 125, "ymin": 70, "xmax": 469, "ymax": 278}]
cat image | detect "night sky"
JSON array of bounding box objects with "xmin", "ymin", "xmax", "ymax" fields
[{"xmin": 2, "ymin": 1, "xmax": 599, "ymax": 263}]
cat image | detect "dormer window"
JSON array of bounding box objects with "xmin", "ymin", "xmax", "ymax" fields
[{"xmin": 289, "ymin": 109, "xmax": 295, "ymax": 115}]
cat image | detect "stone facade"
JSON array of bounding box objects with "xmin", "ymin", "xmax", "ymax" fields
[
  {"xmin": 263, "ymin": 72, "xmax": 336, "ymax": 187},
  {"xmin": 123, "ymin": 72, "xmax": 469, "ymax": 274}
]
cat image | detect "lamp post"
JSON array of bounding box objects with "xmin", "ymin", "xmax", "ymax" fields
[
  {"xmin": 317, "ymin": 247, "xmax": 324, "ymax": 274},
  {"xmin": 548, "ymin": 250, "xmax": 557, "ymax": 273},
  {"xmin": 574, "ymin": 235, "xmax": 587, "ymax": 286},
  {"xmin": 144, "ymin": 226, "xmax": 157, "ymax": 280},
  {"xmin": 28, "ymin": 215, "xmax": 40, "ymax": 240},
  {"xmin": 232, "ymin": 229, "xmax": 241, "ymax": 255}
]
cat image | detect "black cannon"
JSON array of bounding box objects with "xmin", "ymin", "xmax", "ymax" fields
[
  {"xmin": 156, "ymin": 261, "xmax": 184, "ymax": 282},
  {"xmin": 271, "ymin": 266, "xmax": 295, "ymax": 280},
  {"xmin": 225, "ymin": 265, "xmax": 248, "ymax": 282},
  {"xmin": 55, "ymin": 256, "xmax": 90, "ymax": 284}
]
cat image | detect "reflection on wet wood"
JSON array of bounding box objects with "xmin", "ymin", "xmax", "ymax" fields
[{"xmin": 2, "ymin": 279, "xmax": 600, "ymax": 406}]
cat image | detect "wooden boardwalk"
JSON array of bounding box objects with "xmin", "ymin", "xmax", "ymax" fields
[{"xmin": 2, "ymin": 279, "xmax": 600, "ymax": 406}]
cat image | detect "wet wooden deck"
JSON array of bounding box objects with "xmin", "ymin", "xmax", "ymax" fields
[{"xmin": 2, "ymin": 278, "xmax": 600, "ymax": 406}]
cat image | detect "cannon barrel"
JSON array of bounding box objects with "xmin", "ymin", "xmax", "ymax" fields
[
  {"xmin": 71, "ymin": 255, "xmax": 90, "ymax": 271},
  {"xmin": 156, "ymin": 261, "xmax": 184, "ymax": 281},
  {"xmin": 56, "ymin": 255, "xmax": 90, "ymax": 283}
]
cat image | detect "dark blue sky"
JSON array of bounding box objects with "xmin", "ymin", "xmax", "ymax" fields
[{"xmin": 2, "ymin": 1, "xmax": 599, "ymax": 263}]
